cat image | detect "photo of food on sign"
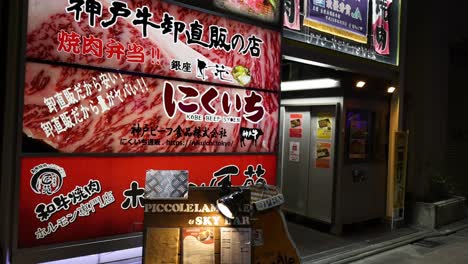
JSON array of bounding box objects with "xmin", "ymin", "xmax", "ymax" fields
[
  {"xmin": 197, "ymin": 229, "xmax": 214, "ymax": 242},
  {"xmin": 290, "ymin": 118, "xmax": 301, "ymax": 128},
  {"xmin": 213, "ymin": 0, "xmax": 280, "ymax": 23},
  {"xmin": 22, "ymin": 63, "xmax": 279, "ymax": 153},
  {"xmin": 172, "ymin": 0, "xmax": 281, "ymax": 25},
  {"xmin": 26, "ymin": 0, "xmax": 281, "ymax": 90},
  {"xmin": 23, "ymin": 0, "xmax": 281, "ymax": 154}
]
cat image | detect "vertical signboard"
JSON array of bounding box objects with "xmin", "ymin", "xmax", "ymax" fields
[
  {"xmin": 392, "ymin": 131, "xmax": 408, "ymax": 223},
  {"xmin": 17, "ymin": 0, "xmax": 281, "ymax": 250},
  {"xmin": 284, "ymin": 0, "xmax": 300, "ymax": 30},
  {"xmin": 372, "ymin": 0, "xmax": 393, "ymax": 55}
]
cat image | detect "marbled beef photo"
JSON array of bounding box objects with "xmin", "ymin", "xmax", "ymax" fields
[
  {"xmin": 22, "ymin": 62, "xmax": 278, "ymax": 153},
  {"xmin": 26, "ymin": 0, "xmax": 281, "ymax": 91}
]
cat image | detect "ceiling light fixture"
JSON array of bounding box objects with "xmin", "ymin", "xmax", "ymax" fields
[
  {"xmin": 282, "ymin": 55, "xmax": 339, "ymax": 69},
  {"xmin": 356, "ymin": 81, "xmax": 366, "ymax": 88},
  {"xmin": 281, "ymin": 78, "xmax": 340, "ymax": 91}
]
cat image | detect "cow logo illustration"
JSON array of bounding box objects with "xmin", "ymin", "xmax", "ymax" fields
[
  {"xmin": 30, "ymin": 163, "xmax": 66, "ymax": 195},
  {"xmin": 240, "ymin": 127, "xmax": 264, "ymax": 147}
]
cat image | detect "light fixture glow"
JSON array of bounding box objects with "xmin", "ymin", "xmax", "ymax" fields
[
  {"xmin": 283, "ymin": 55, "xmax": 347, "ymax": 71},
  {"xmin": 216, "ymin": 201, "xmax": 234, "ymax": 219},
  {"xmin": 387, "ymin": 86, "xmax": 396, "ymax": 93},
  {"xmin": 281, "ymin": 78, "xmax": 340, "ymax": 91},
  {"xmin": 356, "ymin": 81, "xmax": 366, "ymax": 88},
  {"xmin": 216, "ymin": 189, "xmax": 245, "ymax": 220}
]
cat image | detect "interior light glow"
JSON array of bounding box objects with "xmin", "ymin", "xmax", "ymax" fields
[
  {"xmin": 216, "ymin": 189, "xmax": 245, "ymax": 220},
  {"xmin": 283, "ymin": 55, "xmax": 345, "ymax": 70},
  {"xmin": 281, "ymin": 78, "xmax": 340, "ymax": 91},
  {"xmin": 387, "ymin": 86, "xmax": 396, "ymax": 93},
  {"xmin": 356, "ymin": 81, "xmax": 366, "ymax": 88},
  {"xmin": 216, "ymin": 201, "xmax": 234, "ymax": 219}
]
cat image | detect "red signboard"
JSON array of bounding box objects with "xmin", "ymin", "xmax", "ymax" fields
[
  {"xmin": 18, "ymin": 155, "xmax": 277, "ymax": 248},
  {"xmin": 23, "ymin": 62, "xmax": 278, "ymax": 153},
  {"xmin": 26, "ymin": 0, "xmax": 281, "ymax": 91},
  {"xmin": 18, "ymin": 0, "xmax": 281, "ymax": 251}
]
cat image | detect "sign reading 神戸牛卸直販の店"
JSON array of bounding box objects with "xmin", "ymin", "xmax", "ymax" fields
[{"xmin": 26, "ymin": 0, "xmax": 281, "ymax": 91}]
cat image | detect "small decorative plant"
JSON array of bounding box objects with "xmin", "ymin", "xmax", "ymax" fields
[{"xmin": 424, "ymin": 163, "xmax": 459, "ymax": 202}]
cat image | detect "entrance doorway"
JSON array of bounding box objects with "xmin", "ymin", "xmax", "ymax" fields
[
  {"xmin": 278, "ymin": 58, "xmax": 414, "ymax": 261},
  {"xmin": 281, "ymin": 105, "xmax": 338, "ymax": 224}
]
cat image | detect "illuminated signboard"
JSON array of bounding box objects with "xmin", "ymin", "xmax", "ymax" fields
[
  {"xmin": 284, "ymin": 0, "xmax": 400, "ymax": 65},
  {"xmin": 18, "ymin": 0, "xmax": 281, "ymax": 249},
  {"xmin": 173, "ymin": 0, "xmax": 282, "ymax": 25},
  {"xmin": 26, "ymin": 0, "xmax": 281, "ymax": 90},
  {"xmin": 304, "ymin": 0, "xmax": 369, "ymax": 43},
  {"xmin": 19, "ymin": 155, "xmax": 276, "ymax": 248},
  {"xmin": 23, "ymin": 62, "xmax": 278, "ymax": 153}
]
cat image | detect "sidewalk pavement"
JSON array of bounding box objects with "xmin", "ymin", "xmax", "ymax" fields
[
  {"xmin": 351, "ymin": 227, "xmax": 468, "ymax": 264},
  {"xmin": 302, "ymin": 218, "xmax": 468, "ymax": 264}
]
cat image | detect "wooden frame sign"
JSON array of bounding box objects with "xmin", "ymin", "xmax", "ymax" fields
[{"xmin": 143, "ymin": 187, "xmax": 251, "ymax": 264}]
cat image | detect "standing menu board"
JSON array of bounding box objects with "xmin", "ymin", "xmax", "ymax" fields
[
  {"xmin": 183, "ymin": 227, "xmax": 216, "ymax": 264},
  {"xmin": 143, "ymin": 187, "xmax": 251, "ymax": 264},
  {"xmin": 220, "ymin": 228, "xmax": 251, "ymax": 264},
  {"xmin": 145, "ymin": 228, "xmax": 180, "ymax": 264},
  {"xmin": 17, "ymin": 0, "xmax": 282, "ymax": 250}
]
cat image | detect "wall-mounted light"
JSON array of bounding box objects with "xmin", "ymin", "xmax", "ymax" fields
[
  {"xmin": 387, "ymin": 86, "xmax": 396, "ymax": 93},
  {"xmin": 216, "ymin": 189, "xmax": 245, "ymax": 219},
  {"xmin": 216, "ymin": 179, "xmax": 245, "ymax": 219},
  {"xmin": 355, "ymin": 81, "xmax": 366, "ymax": 88},
  {"xmin": 281, "ymin": 78, "xmax": 340, "ymax": 91}
]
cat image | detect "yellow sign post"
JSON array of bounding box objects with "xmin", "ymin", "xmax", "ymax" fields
[{"xmin": 392, "ymin": 131, "xmax": 408, "ymax": 225}]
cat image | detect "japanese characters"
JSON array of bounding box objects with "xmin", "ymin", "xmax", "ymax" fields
[
  {"xmin": 163, "ymin": 81, "xmax": 265, "ymax": 124},
  {"xmin": 20, "ymin": 0, "xmax": 281, "ymax": 251},
  {"xmin": 34, "ymin": 179, "xmax": 116, "ymax": 240},
  {"xmin": 305, "ymin": 0, "xmax": 369, "ymax": 44},
  {"xmin": 40, "ymin": 71, "xmax": 148, "ymax": 138},
  {"xmin": 64, "ymin": 1, "xmax": 264, "ymax": 58},
  {"xmin": 27, "ymin": 0, "xmax": 281, "ymax": 92},
  {"xmin": 24, "ymin": 63, "xmax": 277, "ymax": 154}
]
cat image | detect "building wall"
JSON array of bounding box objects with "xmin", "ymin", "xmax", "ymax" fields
[
  {"xmin": 448, "ymin": 2, "xmax": 468, "ymax": 200},
  {"xmin": 404, "ymin": 1, "xmax": 449, "ymax": 201}
]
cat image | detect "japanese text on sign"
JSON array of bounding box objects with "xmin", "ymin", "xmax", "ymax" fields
[
  {"xmin": 40, "ymin": 75, "xmax": 266, "ymax": 139},
  {"xmin": 40, "ymin": 72, "xmax": 148, "ymax": 138},
  {"xmin": 64, "ymin": 0, "xmax": 264, "ymax": 58}
]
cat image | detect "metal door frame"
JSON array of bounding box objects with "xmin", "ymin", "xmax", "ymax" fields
[{"xmin": 279, "ymin": 101, "xmax": 342, "ymax": 225}]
